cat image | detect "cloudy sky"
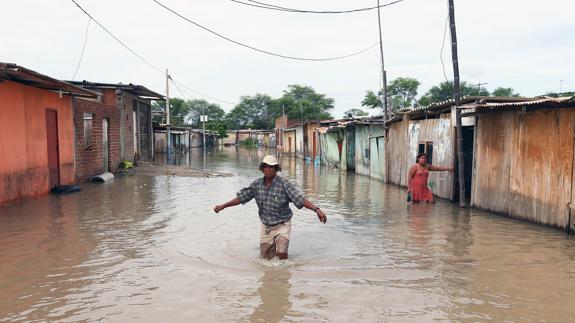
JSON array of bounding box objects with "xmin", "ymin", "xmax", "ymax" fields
[{"xmin": 2, "ymin": 0, "xmax": 574, "ymax": 117}]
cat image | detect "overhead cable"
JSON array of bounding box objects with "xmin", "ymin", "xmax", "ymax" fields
[
  {"xmin": 72, "ymin": 17, "xmax": 92, "ymax": 80},
  {"xmin": 71, "ymin": 0, "xmax": 163, "ymax": 73},
  {"xmin": 231, "ymin": 0, "xmax": 406, "ymax": 14},
  {"xmin": 152, "ymin": 0, "xmax": 380, "ymax": 61},
  {"xmin": 69, "ymin": 0, "xmax": 235, "ymax": 106}
]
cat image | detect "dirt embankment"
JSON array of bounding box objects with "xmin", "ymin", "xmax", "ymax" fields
[{"xmin": 121, "ymin": 162, "xmax": 231, "ymax": 178}]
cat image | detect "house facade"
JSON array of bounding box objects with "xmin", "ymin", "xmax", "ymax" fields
[
  {"xmin": 0, "ymin": 63, "xmax": 97, "ymax": 205},
  {"xmin": 68, "ymin": 81, "xmax": 164, "ymax": 163}
]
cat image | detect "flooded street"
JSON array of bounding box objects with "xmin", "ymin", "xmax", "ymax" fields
[{"xmin": 1, "ymin": 147, "xmax": 575, "ymax": 322}]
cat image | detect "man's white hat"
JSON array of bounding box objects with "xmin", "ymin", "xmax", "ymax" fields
[{"xmin": 259, "ymin": 155, "xmax": 281, "ymax": 171}]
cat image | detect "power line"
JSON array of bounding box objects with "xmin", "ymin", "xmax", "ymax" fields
[
  {"xmin": 69, "ymin": 0, "xmax": 235, "ymax": 106},
  {"xmin": 72, "ymin": 17, "xmax": 91, "ymax": 80},
  {"xmin": 440, "ymin": 13, "xmax": 449, "ymax": 83},
  {"xmin": 171, "ymin": 77, "xmax": 238, "ymax": 106},
  {"xmin": 152, "ymin": 0, "xmax": 380, "ymax": 61},
  {"xmin": 70, "ymin": 0, "xmax": 163, "ymax": 73},
  {"xmin": 231, "ymin": 0, "xmax": 406, "ymax": 14}
]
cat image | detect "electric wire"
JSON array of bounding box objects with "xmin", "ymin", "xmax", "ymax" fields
[
  {"xmin": 72, "ymin": 17, "xmax": 91, "ymax": 80},
  {"xmin": 71, "ymin": 0, "xmax": 163, "ymax": 73},
  {"xmin": 231, "ymin": 0, "xmax": 406, "ymax": 14},
  {"xmin": 69, "ymin": 0, "xmax": 235, "ymax": 106},
  {"xmin": 440, "ymin": 13, "xmax": 450, "ymax": 83},
  {"xmin": 152, "ymin": 0, "xmax": 380, "ymax": 61}
]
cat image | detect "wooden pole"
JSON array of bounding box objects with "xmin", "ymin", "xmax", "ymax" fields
[{"xmin": 448, "ymin": 0, "xmax": 466, "ymax": 207}]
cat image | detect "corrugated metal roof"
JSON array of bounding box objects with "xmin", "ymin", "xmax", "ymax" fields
[
  {"xmin": 0, "ymin": 62, "xmax": 98, "ymax": 98},
  {"xmin": 406, "ymin": 96, "xmax": 536, "ymax": 115},
  {"xmin": 461, "ymin": 96, "xmax": 575, "ymax": 116},
  {"xmin": 66, "ymin": 80, "xmax": 164, "ymax": 99}
]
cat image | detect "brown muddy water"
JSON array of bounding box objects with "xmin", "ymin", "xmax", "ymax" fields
[{"xmin": 1, "ymin": 147, "xmax": 575, "ymax": 322}]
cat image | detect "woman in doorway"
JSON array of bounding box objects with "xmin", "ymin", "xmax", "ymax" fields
[{"xmin": 408, "ymin": 153, "xmax": 454, "ymax": 203}]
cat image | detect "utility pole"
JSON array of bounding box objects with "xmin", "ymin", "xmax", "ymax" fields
[
  {"xmin": 166, "ymin": 68, "xmax": 171, "ymax": 163},
  {"xmin": 449, "ymin": 0, "xmax": 466, "ymax": 207},
  {"xmin": 560, "ymin": 79, "xmax": 564, "ymax": 94},
  {"xmin": 202, "ymin": 104, "xmax": 206, "ymax": 153},
  {"xmin": 475, "ymin": 82, "xmax": 488, "ymax": 96},
  {"xmin": 377, "ymin": 0, "xmax": 388, "ymax": 126}
]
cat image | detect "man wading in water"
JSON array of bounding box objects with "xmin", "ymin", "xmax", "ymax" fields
[{"xmin": 214, "ymin": 155, "xmax": 327, "ymax": 260}]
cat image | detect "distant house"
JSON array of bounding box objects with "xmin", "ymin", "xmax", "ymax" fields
[
  {"xmin": 67, "ymin": 81, "xmax": 164, "ymax": 163},
  {"xmin": 0, "ymin": 63, "xmax": 98, "ymax": 205}
]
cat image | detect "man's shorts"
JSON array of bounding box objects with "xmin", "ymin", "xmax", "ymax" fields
[{"xmin": 259, "ymin": 219, "xmax": 291, "ymax": 259}]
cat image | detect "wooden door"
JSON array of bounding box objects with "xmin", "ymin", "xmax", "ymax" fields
[{"xmin": 45, "ymin": 110, "xmax": 60, "ymax": 188}]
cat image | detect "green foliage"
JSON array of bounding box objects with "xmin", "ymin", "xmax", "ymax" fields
[
  {"xmin": 152, "ymin": 98, "xmax": 191, "ymax": 126},
  {"xmin": 205, "ymin": 120, "xmax": 228, "ymax": 138},
  {"xmin": 361, "ymin": 90, "xmax": 382, "ymax": 110},
  {"xmin": 546, "ymin": 91, "xmax": 575, "ymax": 97},
  {"xmin": 276, "ymin": 85, "xmax": 334, "ymax": 122},
  {"xmin": 343, "ymin": 108, "xmax": 369, "ymax": 118},
  {"xmin": 388, "ymin": 77, "xmax": 420, "ymax": 110},
  {"xmin": 492, "ymin": 87, "xmax": 520, "ymax": 97},
  {"xmin": 418, "ymin": 81, "xmax": 490, "ymax": 107},
  {"xmin": 239, "ymin": 137, "xmax": 258, "ymax": 147},
  {"xmin": 224, "ymin": 85, "xmax": 334, "ymax": 130},
  {"xmin": 362, "ymin": 77, "xmax": 421, "ymax": 112},
  {"xmin": 188, "ymin": 99, "xmax": 225, "ymax": 128},
  {"xmin": 225, "ymin": 94, "xmax": 275, "ymax": 130}
]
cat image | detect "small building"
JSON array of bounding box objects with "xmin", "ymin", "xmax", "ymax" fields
[
  {"xmin": 154, "ymin": 125, "xmax": 190, "ymax": 154},
  {"xmin": 67, "ymin": 81, "xmax": 164, "ymax": 163},
  {"xmin": 274, "ymin": 116, "xmax": 302, "ymax": 153},
  {"xmin": 0, "ymin": 63, "xmax": 97, "ymax": 205},
  {"xmin": 461, "ymin": 96, "xmax": 575, "ymax": 232}
]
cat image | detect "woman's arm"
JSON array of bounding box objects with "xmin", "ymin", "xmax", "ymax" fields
[
  {"xmin": 407, "ymin": 165, "xmax": 417, "ymax": 191},
  {"xmin": 428, "ymin": 165, "xmax": 454, "ymax": 172}
]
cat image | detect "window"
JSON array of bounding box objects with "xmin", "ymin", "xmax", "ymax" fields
[
  {"xmin": 83, "ymin": 113, "xmax": 93, "ymax": 148},
  {"xmin": 418, "ymin": 141, "xmax": 433, "ymax": 164}
]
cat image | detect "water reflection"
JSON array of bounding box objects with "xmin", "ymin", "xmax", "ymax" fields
[
  {"xmin": 1, "ymin": 147, "xmax": 575, "ymax": 322},
  {"xmin": 249, "ymin": 267, "xmax": 292, "ymax": 323}
]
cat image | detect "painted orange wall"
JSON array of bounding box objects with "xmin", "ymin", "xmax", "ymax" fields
[{"xmin": 0, "ymin": 80, "xmax": 75, "ymax": 206}]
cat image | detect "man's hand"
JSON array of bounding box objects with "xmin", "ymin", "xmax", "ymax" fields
[
  {"xmin": 316, "ymin": 209, "xmax": 327, "ymax": 224},
  {"xmin": 214, "ymin": 205, "xmax": 224, "ymax": 213}
]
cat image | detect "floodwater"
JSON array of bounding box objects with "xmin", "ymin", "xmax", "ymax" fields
[{"xmin": 1, "ymin": 147, "xmax": 575, "ymax": 322}]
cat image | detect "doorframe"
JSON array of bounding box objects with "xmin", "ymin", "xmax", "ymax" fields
[{"xmin": 45, "ymin": 109, "xmax": 61, "ymax": 188}]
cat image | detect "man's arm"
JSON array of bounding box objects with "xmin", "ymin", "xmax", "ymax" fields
[
  {"xmin": 214, "ymin": 197, "xmax": 241, "ymax": 213},
  {"xmin": 303, "ymin": 198, "xmax": 327, "ymax": 224}
]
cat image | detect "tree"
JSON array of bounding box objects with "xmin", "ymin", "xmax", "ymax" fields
[
  {"xmin": 418, "ymin": 81, "xmax": 490, "ymax": 106},
  {"xmin": 152, "ymin": 97, "xmax": 191, "ymax": 126},
  {"xmin": 361, "ymin": 90, "xmax": 383, "ymax": 111},
  {"xmin": 188, "ymin": 99, "xmax": 225, "ymax": 128},
  {"xmin": 277, "ymin": 85, "xmax": 334, "ymax": 122},
  {"xmin": 388, "ymin": 77, "xmax": 420, "ymax": 110},
  {"xmin": 206, "ymin": 120, "xmax": 228, "ymax": 138},
  {"xmin": 225, "ymin": 94, "xmax": 275, "ymax": 129},
  {"xmin": 492, "ymin": 87, "xmax": 520, "ymax": 97},
  {"xmin": 362, "ymin": 77, "xmax": 421, "ymax": 113},
  {"xmin": 343, "ymin": 108, "xmax": 369, "ymax": 118}
]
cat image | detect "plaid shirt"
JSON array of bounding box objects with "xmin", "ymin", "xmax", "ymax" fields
[{"xmin": 237, "ymin": 175, "xmax": 305, "ymax": 226}]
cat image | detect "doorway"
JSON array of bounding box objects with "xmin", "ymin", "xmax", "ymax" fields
[
  {"xmin": 45, "ymin": 110, "xmax": 60, "ymax": 188},
  {"xmin": 102, "ymin": 118, "xmax": 110, "ymax": 172}
]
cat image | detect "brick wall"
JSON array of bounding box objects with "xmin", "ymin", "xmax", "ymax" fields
[
  {"xmin": 122, "ymin": 96, "xmax": 135, "ymax": 162},
  {"xmin": 74, "ymin": 98, "xmax": 121, "ymax": 182}
]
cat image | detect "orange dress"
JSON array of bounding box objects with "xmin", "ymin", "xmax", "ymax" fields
[{"xmin": 410, "ymin": 167, "xmax": 434, "ymax": 202}]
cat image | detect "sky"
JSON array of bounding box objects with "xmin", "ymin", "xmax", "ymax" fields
[{"xmin": 2, "ymin": 0, "xmax": 574, "ymax": 118}]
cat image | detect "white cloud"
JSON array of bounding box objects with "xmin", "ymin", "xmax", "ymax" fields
[{"xmin": 2, "ymin": 0, "xmax": 574, "ymax": 116}]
